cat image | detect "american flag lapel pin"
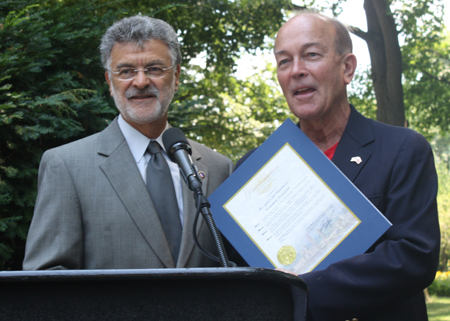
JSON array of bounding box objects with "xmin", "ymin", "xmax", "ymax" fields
[{"xmin": 350, "ymin": 156, "xmax": 362, "ymax": 164}]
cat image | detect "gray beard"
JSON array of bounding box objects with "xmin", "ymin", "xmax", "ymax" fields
[{"xmin": 111, "ymin": 82, "xmax": 175, "ymax": 125}]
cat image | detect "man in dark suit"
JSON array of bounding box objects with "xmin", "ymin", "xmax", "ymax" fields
[
  {"xmin": 23, "ymin": 16, "xmax": 233, "ymax": 270},
  {"xmin": 238, "ymin": 12, "xmax": 440, "ymax": 321}
]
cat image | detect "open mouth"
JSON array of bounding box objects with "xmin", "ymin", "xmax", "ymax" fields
[{"xmin": 294, "ymin": 87, "xmax": 315, "ymax": 95}]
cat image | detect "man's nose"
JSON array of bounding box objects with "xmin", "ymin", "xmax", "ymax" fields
[
  {"xmin": 132, "ymin": 70, "xmax": 152, "ymax": 88},
  {"xmin": 291, "ymin": 59, "xmax": 309, "ymax": 78}
]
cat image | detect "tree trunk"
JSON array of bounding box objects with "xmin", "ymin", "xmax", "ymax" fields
[{"xmin": 353, "ymin": 0, "xmax": 405, "ymax": 126}]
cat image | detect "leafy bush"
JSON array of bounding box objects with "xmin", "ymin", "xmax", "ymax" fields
[
  {"xmin": 432, "ymin": 138, "xmax": 450, "ymax": 271},
  {"xmin": 428, "ymin": 271, "xmax": 450, "ymax": 297},
  {"xmin": 0, "ymin": 0, "xmax": 120, "ymax": 270}
]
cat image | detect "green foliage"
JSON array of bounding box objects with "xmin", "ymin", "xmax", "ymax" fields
[
  {"xmin": 403, "ymin": 29, "xmax": 450, "ymax": 139},
  {"xmin": 431, "ymin": 135, "xmax": 450, "ymax": 271},
  {"xmin": 355, "ymin": 0, "xmax": 449, "ymax": 137},
  {"xmin": 171, "ymin": 62, "xmax": 292, "ymax": 162},
  {"xmin": 395, "ymin": 0, "xmax": 450, "ymax": 138},
  {"xmin": 0, "ymin": 0, "xmax": 120, "ymax": 270},
  {"xmin": 100, "ymin": 0, "xmax": 291, "ymax": 67},
  {"xmin": 348, "ymin": 67, "xmax": 377, "ymax": 119},
  {"xmin": 428, "ymin": 272, "xmax": 450, "ymax": 297}
]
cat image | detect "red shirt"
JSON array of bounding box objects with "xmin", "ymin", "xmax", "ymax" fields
[{"xmin": 324, "ymin": 142, "xmax": 339, "ymax": 160}]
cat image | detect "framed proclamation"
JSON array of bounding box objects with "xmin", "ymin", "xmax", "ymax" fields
[{"xmin": 209, "ymin": 119, "xmax": 391, "ymax": 274}]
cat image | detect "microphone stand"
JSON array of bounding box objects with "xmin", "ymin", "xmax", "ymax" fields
[
  {"xmin": 195, "ymin": 193, "xmax": 231, "ymax": 268},
  {"xmin": 162, "ymin": 129, "xmax": 231, "ymax": 267}
]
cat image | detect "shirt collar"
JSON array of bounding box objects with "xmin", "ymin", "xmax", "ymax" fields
[{"xmin": 117, "ymin": 114, "xmax": 169, "ymax": 164}]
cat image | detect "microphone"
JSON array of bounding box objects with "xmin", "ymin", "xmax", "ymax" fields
[
  {"xmin": 163, "ymin": 128, "xmax": 203, "ymax": 195},
  {"xmin": 163, "ymin": 127, "xmax": 232, "ymax": 267}
]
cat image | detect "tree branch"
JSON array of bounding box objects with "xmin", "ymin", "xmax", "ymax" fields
[
  {"xmin": 347, "ymin": 25, "xmax": 370, "ymax": 42},
  {"xmin": 420, "ymin": 69, "xmax": 450, "ymax": 86}
]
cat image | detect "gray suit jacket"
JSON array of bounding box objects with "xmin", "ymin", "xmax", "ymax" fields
[{"xmin": 23, "ymin": 118, "xmax": 234, "ymax": 270}]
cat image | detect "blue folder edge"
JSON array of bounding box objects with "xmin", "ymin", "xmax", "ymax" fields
[{"xmin": 208, "ymin": 119, "xmax": 392, "ymax": 272}]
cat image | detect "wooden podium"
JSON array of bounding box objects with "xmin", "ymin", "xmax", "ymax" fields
[{"xmin": 0, "ymin": 267, "xmax": 307, "ymax": 320}]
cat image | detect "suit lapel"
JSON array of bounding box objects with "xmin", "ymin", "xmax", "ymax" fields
[
  {"xmin": 97, "ymin": 118, "xmax": 174, "ymax": 267},
  {"xmin": 332, "ymin": 106, "xmax": 374, "ymax": 182},
  {"xmin": 177, "ymin": 141, "xmax": 209, "ymax": 267}
]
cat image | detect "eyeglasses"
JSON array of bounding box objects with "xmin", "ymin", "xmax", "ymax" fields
[{"xmin": 109, "ymin": 66, "xmax": 174, "ymax": 81}]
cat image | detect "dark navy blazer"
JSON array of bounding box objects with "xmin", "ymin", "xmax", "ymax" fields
[{"xmin": 236, "ymin": 106, "xmax": 440, "ymax": 321}]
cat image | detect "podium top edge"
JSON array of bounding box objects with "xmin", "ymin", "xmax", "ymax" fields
[{"xmin": 0, "ymin": 267, "xmax": 307, "ymax": 291}]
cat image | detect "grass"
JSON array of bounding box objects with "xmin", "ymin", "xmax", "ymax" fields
[{"xmin": 427, "ymin": 296, "xmax": 450, "ymax": 321}]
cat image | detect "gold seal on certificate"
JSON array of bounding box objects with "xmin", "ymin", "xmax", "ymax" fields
[{"xmin": 277, "ymin": 245, "xmax": 296, "ymax": 265}]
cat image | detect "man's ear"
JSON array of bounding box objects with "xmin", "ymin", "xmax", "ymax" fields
[
  {"xmin": 105, "ymin": 71, "xmax": 113, "ymax": 97},
  {"xmin": 342, "ymin": 53, "xmax": 357, "ymax": 85}
]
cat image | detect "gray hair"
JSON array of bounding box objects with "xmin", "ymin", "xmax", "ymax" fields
[
  {"xmin": 329, "ymin": 16, "xmax": 353, "ymax": 55},
  {"xmin": 100, "ymin": 15, "xmax": 182, "ymax": 69}
]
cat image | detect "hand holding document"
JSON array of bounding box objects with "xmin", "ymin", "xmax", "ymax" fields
[{"xmin": 209, "ymin": 120, "xmax": 391, "ymax": 274}]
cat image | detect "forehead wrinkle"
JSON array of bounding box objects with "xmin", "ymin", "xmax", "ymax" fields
[{"xmin": 114, "ymin": 51, "xmax": 169, "ymax": 68}]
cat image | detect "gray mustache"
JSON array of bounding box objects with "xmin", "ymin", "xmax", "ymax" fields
[{"xmin": 125, "ymin": 86, "xmax": 159, "ymax": 98}]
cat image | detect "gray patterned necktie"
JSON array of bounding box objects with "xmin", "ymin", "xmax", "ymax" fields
[{"xmin": 146, "ymin": 141, "xmax": 182, "ymax": 264}]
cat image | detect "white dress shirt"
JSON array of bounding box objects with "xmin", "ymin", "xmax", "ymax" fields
[{"xmin": 118, "ymin": 115, "xmax": 184, "ymax": 225}]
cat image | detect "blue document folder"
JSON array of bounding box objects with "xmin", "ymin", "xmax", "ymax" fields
[{"xmin": 209, "ymin": 119, "xmax": 391, "ymax": 273}]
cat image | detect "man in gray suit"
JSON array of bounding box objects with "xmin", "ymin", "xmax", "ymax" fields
[{"xmin": 23, "ymin": 15, "xmax": 233, "ymax": 270}]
